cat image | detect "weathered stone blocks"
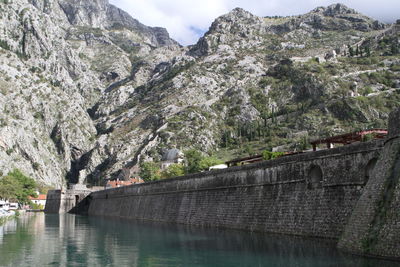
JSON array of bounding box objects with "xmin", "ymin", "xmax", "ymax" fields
[
  {"xmin": 74, "ymin": 141, "xmax": 381, "ymax": 241},
  {"xmin": 338, "ymin": 108, "xmax": 400, "ymax": 260}
]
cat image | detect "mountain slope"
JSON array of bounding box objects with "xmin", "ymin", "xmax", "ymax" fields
[
  {"xmin": 0, "ymin": 0, "xmax": 179, "ymax": 186},
  {"xmin": 0, "ymin": 1, "xmax": 399, "ymax": 186}
]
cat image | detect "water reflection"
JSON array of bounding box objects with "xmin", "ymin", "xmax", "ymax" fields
[{"xmin": 0, "ymin": 214, "xmax": 398, "ymax": 267}]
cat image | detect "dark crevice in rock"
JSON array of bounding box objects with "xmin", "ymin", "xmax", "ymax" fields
[
  {"xmin": 100, "ymin": 71, "xmax": 119, "ymax": 83},
  {"xmin": 66, "ymin": 148, "xmax": 94, "ymax": 184},
  {"xmin": 87, "ymin": 103, "xmax": 100, "ymax": 120},
  {"xmin": 104, "ymin": 77, "xmax": 131, "ymax": 93},
  {"xmin": 50, "ymin": 123, "xmax": 65, "ymax": 156},
  {"xmin": 86, "ymin": 154, "xmax": 118, "ymax": 185},
  {"xmin": 95, "ymin": 122, "xmax": 114, "ymax": 136}
]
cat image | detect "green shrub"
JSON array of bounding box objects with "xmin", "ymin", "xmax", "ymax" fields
[
  {"xmin": 33, "ymin": 112, "xmax": 44, "ymax": 120},
  {"xmin": 139, "ymin": 161, "xmax": 161, "ymax": 181},
  {"xmin": 30, "ymin": 202, "xmax": 44, "ymax": 210},
  {"xmin": 360, "ymin": 86, "xmax": 373, "ymax": 96},
  {"xmin": 262, "ymin": 150, "xmax": 285, "ymax": 160},
  {"xmin": 0, "ymin": 40, "xmax": 10, "ymax": 50},
  {"xmin": 32, "ymin": 162, "xmax": 40, "ymax": 170},
  {"xmin": 390, "ymin": 64, "xmax": 400, "ymax": 72},
  {"xmin": 199, "ymin": 157, "xmax": 224, "ymax": 171},
  {"xmin": 161, "ymin": 164, "xmax": 185, "ymax": 179},
  {"xmin": 6, "ymin": 148, "xmax": 13, "ymax": 155}
]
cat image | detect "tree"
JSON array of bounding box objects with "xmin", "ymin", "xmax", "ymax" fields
[
  {"xmin": 0, "ymin": 175, "xmax": 19, "ymax": 201},
  {"xmin": 391, "ymin": 43, "xmax": 399, "ymax": 55},
  {"xmin": 198, "ymin": 157, "xmax": 224, "ymax": 171},
  {"xmin": 139, "ymin": 162, "xmax": 161, "ymax": 181},
  {"xmin": 0, "ymin": 169, "xmax": 37, "ymax": 204},
  {"xmin": 365, "ymin": 46, "xmax": 371, "ymax": 57},
  {"xmin": 348, "ymin": 45, "xmax": 354, "ymax": 57},
  {"xmin": 242, "ymin": 144, "xmax": 255, "ymax": 156},
  {"xmin": 184, "ymin": 149, "xmax": 204, "ymax": 174},
  {"xmin": 183, "ymin": 149, "xmax": 226, "ymax": 174},
  {"xmin": 161, "ymin": 164, "xmax": 185, "ymax": 179}
]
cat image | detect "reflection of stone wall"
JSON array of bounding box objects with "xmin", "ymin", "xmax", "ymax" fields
[
  {"xmin": 339, "ymin": 108, "xmax": 400, "ymax": 260},
  {"xmin": 74, "ymin": 140, "xmax": 382, "ymax": 240},
  {"xmin": 45, "ymin": 188, "xmax": 91, "ymax": 214}
]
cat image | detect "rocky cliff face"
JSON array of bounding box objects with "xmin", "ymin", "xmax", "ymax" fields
[
  {"xmin": 0, "ymin": 1, "xmax": 399, "ymax": 186},
  {"xmin": 0, "ymin": 0, "xmax": 178, "ymax": 186}
]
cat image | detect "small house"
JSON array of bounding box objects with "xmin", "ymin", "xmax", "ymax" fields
[
  {"xmin": 28, "ymin": 194, "xmax": 47, "ymax": 208},
  {"xmin": 160, "ymin": 148, "xmax": 184, "ymax": 170}
]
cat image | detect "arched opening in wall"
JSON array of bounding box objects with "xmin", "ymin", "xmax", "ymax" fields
[
  {"xmin": 308, "ymin": 165, "xmax": 323, "ymax": 189},
  {"xmin": 75, "ymin": 195, "xmax": 80, "ymax": 206},
  {"xmin": 365, "ymin": 158, "xmax": 378, "ymax": 184}
]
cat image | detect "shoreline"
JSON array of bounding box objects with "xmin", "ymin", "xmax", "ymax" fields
[{"xmin": 0, "ymin": 210, "xmax": 22, "ymax": 226}]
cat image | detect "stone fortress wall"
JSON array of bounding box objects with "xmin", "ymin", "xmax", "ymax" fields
[
  {"xmin": 339, "ymin": 109, "xmax": 400, "ymax": 260},
  {"xmin": 44, "ymin": 184, "xmax": 92, "ymax": 213},
  {"xmin": 75, "ymin": 141, "xmax": 381, "ymax": 239},
  {"xmin": 49, "ymin": 108, "xmax": 400, "ymax": 260}
]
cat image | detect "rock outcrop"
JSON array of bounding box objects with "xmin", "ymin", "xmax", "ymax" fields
[{"xmin": 0, "ymin": 1, "xmax": 398, "ymax": 187}]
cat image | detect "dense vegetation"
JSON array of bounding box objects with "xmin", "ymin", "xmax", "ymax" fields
[
  {"xmin": 139, "ymin": 149, "xmax": 224, "ymax": 181},
  {"xmin": 0, "ymin": 169, "xmax": 37, "ymax": 205}
]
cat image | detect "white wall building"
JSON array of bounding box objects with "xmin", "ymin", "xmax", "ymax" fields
[
  {"xmin": 0, "ymin": 200, "xmax": 10, "ymax": 211},
  {"xmin": 28, "ymin": 195, "xmax": 47, "ymax": 208}
]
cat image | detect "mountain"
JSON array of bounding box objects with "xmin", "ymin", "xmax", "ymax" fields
[{"xmin": 0, "ymin": 1, "xmax": 399, "ymax": 187}]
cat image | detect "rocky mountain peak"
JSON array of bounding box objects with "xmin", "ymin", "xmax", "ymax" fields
[
  {"xmin": 266, "ymin": 3, "xmax": 386, "ymax": 34},
  {"xmin": 312, "ymin": 3, "xmax": 358, "ymax": 17},
  {"xmin": 208, "ymin": 7, "xmax": 263, "ymax": 32},
  {"xmin": 58, "ymin": 0, "xmax": 178, "ymax": 47},
  {"xmin": 59, "ymin": 0, "xmax": 108, "ymax": 27},
  {"xmin": 189, "ymin": 7, "xmax": 264, "ymax": 56},
  {"xmin": 226, "ymin": 7, "xmax": 257, "ymax": 19}
]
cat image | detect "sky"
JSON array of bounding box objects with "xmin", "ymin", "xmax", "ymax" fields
[{"xmin": 110, "ymin": 0, "xmax": 400, "ymax": 46}]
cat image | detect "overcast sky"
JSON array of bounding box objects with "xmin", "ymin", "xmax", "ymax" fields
[{"xmin": 110, "ymin": 0, "xmax": 400, "ymax": 45}]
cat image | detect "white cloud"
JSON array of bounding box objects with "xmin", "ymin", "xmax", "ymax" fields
[{"xmin": 110, "ymin": 0, "xmax": 400, "ymax": 45}]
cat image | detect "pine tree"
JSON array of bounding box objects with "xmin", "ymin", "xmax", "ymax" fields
[
  {"xmin": 391, "ymin": 42, "xmax": 399, "ymax": 55},
  {"xmin": 349, "ymin": 46, "xmax": 354, "ymax": 57},
  {"xmin": 365, "ymin": 46, "xmax": 371, "ymax": 57}
]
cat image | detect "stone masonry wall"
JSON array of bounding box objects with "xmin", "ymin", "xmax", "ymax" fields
[
  {"xmin": 338, "ymin": 108, "xmax": 400, "ymax": 260},
  {"xmin": 45, "ymin": 188, "xmax": 91, "ymax": 213},
  {"xmin": 44, "ymin": 190, "xmax": 62, "ymax": 213},
  {"xmin": 76, "ymin": 140, "xmax": 382, "ymax": 240}
]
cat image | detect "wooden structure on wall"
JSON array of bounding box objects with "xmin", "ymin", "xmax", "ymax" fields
[{"xmin": 310, "ymin": 129, "xmax": 388, "ymax": 151}]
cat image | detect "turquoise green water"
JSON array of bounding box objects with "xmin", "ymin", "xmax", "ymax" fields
[{"xmin": 0, "ymin": 213, "xmax": 398, "ymax": 267}]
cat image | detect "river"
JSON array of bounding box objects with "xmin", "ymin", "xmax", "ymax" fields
[{"xmin": 0, "ymin": 213, "xmax": 398, "ymax": 267}]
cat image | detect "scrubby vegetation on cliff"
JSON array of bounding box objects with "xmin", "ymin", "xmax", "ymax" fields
[{"xmin": 0, "ymin": 1, "xmax": 399, "ymax": 185}]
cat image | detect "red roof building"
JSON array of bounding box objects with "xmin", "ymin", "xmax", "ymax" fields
[
  {"xmin": 106, "ymin": 178, "xmax": 144, "ymax": 188},
  {"xmin": 29, "ymin": 194, "xmax": 47, "ymax": 201},
  {"xmin": 29, "ymin": 194, "xmax": 47, "ymax": 208}
]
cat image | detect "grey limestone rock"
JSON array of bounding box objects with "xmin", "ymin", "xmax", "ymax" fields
[{"xmin": 0, "ymin": 1, "xmax": 396, "ymax": 188}]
